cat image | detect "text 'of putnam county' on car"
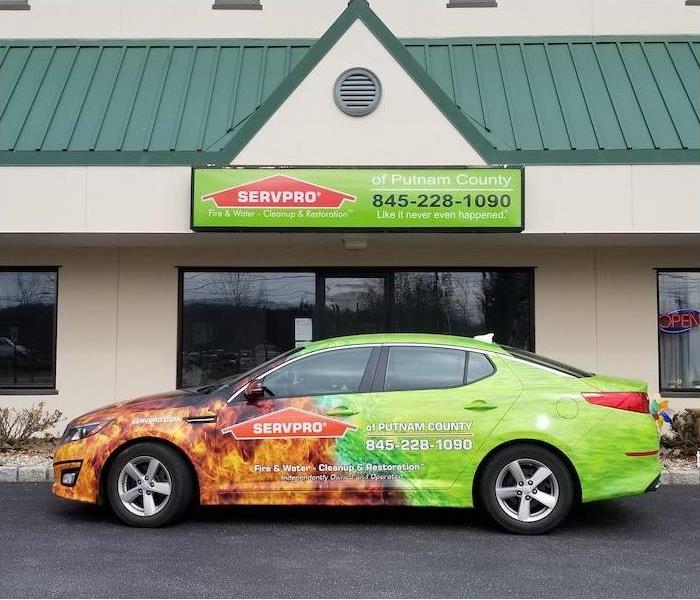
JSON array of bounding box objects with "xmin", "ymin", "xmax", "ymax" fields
[{"xmin": 53, "ymin": 333, "xmax": 661, "ymax": 534}]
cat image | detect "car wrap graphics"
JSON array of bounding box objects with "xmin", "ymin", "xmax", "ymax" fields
[
  {"xmin": 53, "ymin": 391, "xmax": 224, "ymax": 504},
  {"xmin": 53, "ymin": 338, "xmax": 661, "ymax": 512},
  {"xmin": 212, "ymin": 396, "xmax": 484, "ymax": 508}
]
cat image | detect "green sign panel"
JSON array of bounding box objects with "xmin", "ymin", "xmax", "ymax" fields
[{"xmin": 191, "ymin": 167, "xmax": 524, "ymax": 231}]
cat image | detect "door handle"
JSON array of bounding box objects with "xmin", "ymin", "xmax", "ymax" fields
[
  {"xmin": 326, "ymin": 407, "xmax": 359, "ymax": 417},
  {"xmin": 464, "ymin": 400, "xmax": 497, "ymax": 411}
]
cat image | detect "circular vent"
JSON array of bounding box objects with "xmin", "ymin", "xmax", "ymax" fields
[{"xmin": 334, "ymin": 68, "xmax": 382, "ymax": 117}]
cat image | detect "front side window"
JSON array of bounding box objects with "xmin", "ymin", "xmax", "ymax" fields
[
  {"xmin": 384, "ymin": 346, "xmax": 467, "ymax": 392},
  {"xmin": 0, "ymin": 269, "xmax": 57, "ymax": 390},
  {"xmin": 658, "ymin": 271, "xmax": 700, "ymax": 392},
  {"xmin": 263, "ymin": 347, "xmax": 373, "ymax": 398}
]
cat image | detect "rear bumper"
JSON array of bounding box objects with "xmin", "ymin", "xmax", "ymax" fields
[{"xmin": 645, "ymin": 474, "xmax": 661, "ymax": 493}]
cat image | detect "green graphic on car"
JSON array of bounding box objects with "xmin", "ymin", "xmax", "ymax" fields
[{"xmin": 53, "ymin": 334, "xmax": 660, "ymax": 534}]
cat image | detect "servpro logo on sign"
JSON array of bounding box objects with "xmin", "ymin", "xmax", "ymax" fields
[
  {"xmin": 221, "ymin": 407, "xmax": 358, "ymax": 440},
  {"xmin": 202, "ymin": 175, "xmax": 356, "ymax": 210}
]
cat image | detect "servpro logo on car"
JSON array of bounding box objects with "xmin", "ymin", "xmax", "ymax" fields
[
  {"xmin": 221, "ymin": 407, "xmax": 357, "ymax": 440},
  {"xmin": 201, "ymin": 175, "xmax": 356, "ymax": 209}
]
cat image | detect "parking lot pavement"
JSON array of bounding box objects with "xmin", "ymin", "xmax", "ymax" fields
[{"xmin": 0, "ymin": 484, "xmax": 698, "ymax": 598}]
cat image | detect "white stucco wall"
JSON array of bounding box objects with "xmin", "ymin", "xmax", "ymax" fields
[
  {"xmin": 0, "ymin": 0, "xmax": 697, "ymax": 38},
  {"xmin": 2, "ymin": 164, "xmax": 699, "ymax": 235}
]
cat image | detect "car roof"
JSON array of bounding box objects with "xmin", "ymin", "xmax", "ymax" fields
[{"xmin": 296, "ymin": 333, "xmax": 506, "ymax": 355}]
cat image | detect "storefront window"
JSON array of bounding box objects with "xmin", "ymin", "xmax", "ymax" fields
[
  {"xmin": 0, "ymin": 269, "xmax": 57, "ymax": 390},
  {"xmin": 179, "ymin": 268, "xmax": 533, "ymax": 388},
  {"xmin": 394, "ymin": 271, "xmax": 532, "ymax": 350},
  {"xmin": 179, "ymin": 272, "xmax": 315, "ymax": 388},
  {"xmin": 323, "ymin": 276, "xmax": 387, "ymax": 338},
  {"xmin": 658, "ymin": 270, "xmax": 700, "ymax": 392}
]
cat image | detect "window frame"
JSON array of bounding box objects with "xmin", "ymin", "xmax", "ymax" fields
[
  {"xmin": 372, "ymin": 343, "xmax": 496, "ymax": 393},
  {"xmin": 211, "ymin": 0, "xmax": 262, "ymax": 9},
  {"xmin": 0, "ymin": 266, "xmax": 59, "ymax": 394},
  {"xmin": 656, "ymin": 268, "xmax": 700, "ymax": 396},
  {"xmin": 447, "ymin": 0, "xmax": 497, "ymax": 7},
  {"xmin": 177, "ymin": 266, "xmax": 534, "ymax": 389}
]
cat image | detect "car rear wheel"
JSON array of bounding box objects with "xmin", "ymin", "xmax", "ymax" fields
[
  {"xmin": 107, "ymin": 442, "xmax": 193, "ymax": 527},
  {"xmin": 478, "ymin": 444, "xmax": 574, "ymax": 534}
]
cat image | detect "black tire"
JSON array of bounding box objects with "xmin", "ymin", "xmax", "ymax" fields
[
  {"xmin": 106, "ymin": 442, "xmax": 194, "ymax": 527},
  {"xmin": 478, "ymin": 444, "xmax": 574, "ymax": 534}
]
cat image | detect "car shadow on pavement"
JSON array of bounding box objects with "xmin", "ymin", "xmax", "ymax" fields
[
  {"xmin": 48, "ymin": 484, "xmax": 657, "ymax": 537},
  {"xmin": 190, "ymin": 498, "xmax": 648, "ymax": 533}
]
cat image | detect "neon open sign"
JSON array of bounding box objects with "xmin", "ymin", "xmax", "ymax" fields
[{"xmin": 658, "ymin": 309, "xmax": 700, "ymax": 334}]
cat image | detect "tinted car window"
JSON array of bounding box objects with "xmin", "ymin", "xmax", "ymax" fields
[
  {"xmin": 466, "ymin": 352, "xmax": 495, "ymax": 383},
  {"xmin": 264, "ymin": 347, "xmax": 372, "ymax": 397},
  {"xmin": 384, "ymin": 346, "xmax": 466, "ymax": 392}
]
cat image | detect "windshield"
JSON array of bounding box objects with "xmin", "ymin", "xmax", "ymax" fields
[
  {"xmin": 503, "ymin": 346, "xmax": 594, "ymax": 378},
  {"xmin": 194, "ymin": 347, "xmax": 303, "ymax": 394}
]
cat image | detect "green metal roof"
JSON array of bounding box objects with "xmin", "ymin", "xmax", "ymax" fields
[
  {"xmin": 0, "ymin": 0, "xmax": 698, "ymax": 165},
  {"xmin": 404, "ymin": 38, "xmax": 700, "ymax": 153},
  {"xmin": 0, "ymin": 40, "xmax": 312, "ymax": 155}
]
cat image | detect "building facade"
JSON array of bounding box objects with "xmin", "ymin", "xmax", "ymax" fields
[{"xmin": 0, "ymin": 0, "xmax": 699, "ymax": 429}]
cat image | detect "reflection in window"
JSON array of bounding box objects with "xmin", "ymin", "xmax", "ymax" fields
[
  {"xmin": 0, "ymin": 270, "xmax": 57, "ymax": 389},
  {"xmin": 180, "ymin": 272, "xmax": 314, "ymax": 388},
  {"xmin": 394, "ymin": 271, "xmax": 532, "ymax": 350},
  {"xmin": 658, "ymin": 271, "xmax": 700, "ymax": 392},
  {"xmin": 264, "ymin": 347, "xmax": 372, "ymax": 397},
  {"xmin": 324, "ymin": 277, "xmax": 386, "ymax": 338}
]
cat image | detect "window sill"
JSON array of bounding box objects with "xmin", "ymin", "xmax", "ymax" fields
[
  {"xmin": 660, "ymin": 391, "xmax": 700, "ymax": 399},
  {"xmin": 0, "ymin": 388, "xmax": 58, "ymax": 395}
]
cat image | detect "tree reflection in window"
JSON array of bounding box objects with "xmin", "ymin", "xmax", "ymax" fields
[{"xmin": 0, "ymin": 270, "xmax": 57, "ymax": 389}]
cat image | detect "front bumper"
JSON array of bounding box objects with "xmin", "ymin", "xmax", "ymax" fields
[{"xmin": 51, "ymin": 437, "xmax": 109, "ymax": 504}]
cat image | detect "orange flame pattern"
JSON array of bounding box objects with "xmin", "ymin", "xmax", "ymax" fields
[{"xmin": 53, "ymin": 393, "xmax": 406, "ymax": 507}]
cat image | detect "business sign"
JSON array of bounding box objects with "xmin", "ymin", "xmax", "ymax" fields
[
  {"xmin": 658, "ymin": 309, "xmax": 700, "ymax": 334},
  {"xmin": 191, "ymin": 167, "xmax": 524, "ymax": 231}
]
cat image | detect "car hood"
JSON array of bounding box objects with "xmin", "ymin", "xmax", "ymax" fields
[{"xmin": 69, "ymin": 390, "xmax": 203, "ymax": 426}]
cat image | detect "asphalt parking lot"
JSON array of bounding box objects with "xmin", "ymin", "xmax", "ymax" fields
[{"xmin": 0, "ymin": 484, "xmax": 698, "ymax": 598}]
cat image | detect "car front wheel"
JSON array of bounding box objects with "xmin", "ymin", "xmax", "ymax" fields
[
  {"xmin": 479, "ymin": 444, "xmax": 574, "ymax": 534},
  {"xmin": 107, "ymin": 442, "xmax": 193, "ymax": 527}
]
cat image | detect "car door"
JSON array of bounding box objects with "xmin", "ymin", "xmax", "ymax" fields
[
  {"xmin": 359, "ymin": 345, "xmax": 523, "ymax": 495},
  {"xmin": 215, "ymin": 345, "xmax": 378, "ymax": 498}
]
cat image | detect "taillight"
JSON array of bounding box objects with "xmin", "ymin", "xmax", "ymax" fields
[{"xmin": 582, "ymin": 392, "xmax": 650, "ymax": 414}]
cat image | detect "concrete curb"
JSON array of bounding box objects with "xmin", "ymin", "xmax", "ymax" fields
[
  {"xmin": 0, "ymin": 465, "xmax": 698, "ymax": 484},
  {"xmin": 0, "ymin": 465, "xmax": 53, "ymax": 483}
]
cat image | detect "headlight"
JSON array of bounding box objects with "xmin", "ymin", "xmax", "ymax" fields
[{"xmin": 61, "ymin": 421, "xmax": 109, "ymax": 443}]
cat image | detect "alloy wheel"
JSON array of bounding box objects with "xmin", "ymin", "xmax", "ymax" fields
[
  {"xmin": 117, "ymin": 456, "xmax": 172, "ymax": 517},
  {"xmin": 494, "ymin": 458, "xmax": 559, "ymax": 523}
]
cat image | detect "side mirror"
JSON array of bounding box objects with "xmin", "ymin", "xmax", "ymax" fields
[{"xmin": 243, "ymin": 380, "xmax": 264, "ymax": 402}]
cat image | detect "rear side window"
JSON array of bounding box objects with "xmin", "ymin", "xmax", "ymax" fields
[
  {"xmin": 384, "ymin": 346, "xmax": 467, "ymax": 392},
  {"xmin": 503, "ymin": 346, "xmax": 593, "ymax": 378},
  {"xmin": 263, "ymin": 347, "xmax": 372, "ymax": 397},
  {"xmin": 466, "ymin": 352, "xmax": 495, "ymax": 382}
]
